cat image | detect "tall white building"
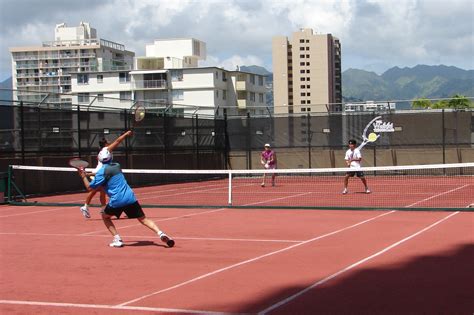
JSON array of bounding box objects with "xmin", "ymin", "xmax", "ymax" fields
[
  {"xmin": 9, "ymin": 22, "xmax": 134, "ymax": 105},
  {"xmin": 70, "ymin": 38, "xmax": 267, "ymax": 116}
]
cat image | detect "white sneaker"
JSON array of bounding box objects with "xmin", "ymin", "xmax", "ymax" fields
[
  {"xmin": 261, "ymin": 182, "xmax": 265, "ymax": 187},
  {"xmin": 160, "ymin": 232, "xmax": 175, "ymax": 248},
  {"xmin": 80, "ymin": 205, "xmax": 91, "ymax": 219},
  {"xmin": 342, "ymin": 188, "xmax": 348, "ymax": 195},
  {"xmin": 365, "ymin": 188, "xmax": 371, "ymax": 194},
  {"xmin": 109, "ymin": 238, "xmax": 123, "ymax": 248}
]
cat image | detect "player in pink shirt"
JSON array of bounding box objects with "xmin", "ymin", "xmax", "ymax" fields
[{"xmin": 260, "ymin": 143, "xmax": 277, "ymax": 187}]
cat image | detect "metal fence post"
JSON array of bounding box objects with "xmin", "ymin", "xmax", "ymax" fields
[
  {"xmin": 307, "ymin": 113, "xmax": 312, "ymax": 168},
  {"xmin": 246, "ymin": 112, "xmax": 251, "ymax": 170},
  {"xmin": 77, "ymin": 105, "xmax": 82, "ymax": 158},
  {"xmin": 19, "ymin": 101, "xmax": 25, "ymax": 164},
  {"xmin": 124, "ymin": 108, "xmax": 129, "ymax": 168},
  {"xmin": 195, "ymin": 114, "xmax": 200, "ymax": 169},
  {"xmin": 442, "ymin": 109, "xmax": 446, "ymax": 165}
]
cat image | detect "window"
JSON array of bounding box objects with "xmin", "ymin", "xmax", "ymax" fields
[
  {"xmin": 259, "ymin": 93, "xmax": 264, "ymax": 103},
  {"xmin": 302, "ymin": 100, "xmax": 306, "ymax": 104},
  {"xmin": 306, "ymin": 77, "xmax": 310, "ymax": 81},
  {"xmin": 306, "ymin": 54, "xmax": 310, "ymax": 58},
  {"xmin": 216, "ymin": 90, "xmax": 219, "ymax": 98},
  {"xmin": 302, "ymin": 107, "xmax": 306, "ymax": 111},
  {"xmin": 97, "ymin": 93, "xmax": 104, "ymax": 102},
  {"xmin": 119, "ymin": 72, "xmax": 130, "ymax": 83},
  {"xmin": 78, "ymin": 74, "xmax": 89, "ymax": 84},
  {"xmin": 223, "ymin": 90, "xmax": 227, "ymax": 100},
  {"xmin": 223, "ymin": 72, "xmax": 227, "ymax": 81},
  {"xmin": 301, "ymin": 77, "xmax": 305, "ymax": 81},
  {"xmin": 301, "ymin": 92, "xmax": 306, "ymax": 96},
  {"xmin": 300, "ymin": 54, "xmax": 305, "ymax": 58},
  {"xmin": 300, "ymin": 47, "xmax": 305, "ymax": 51},
  {"xmin": 119, "ymin": 91, "xmax": 132, "ymax": 101},
  {"xmin": 171, "ymin": 69, "xmax": 183, "ymax": 81},
  {"xmin": 307, "ymin": 92, "xmax": 311, "ymax": 96},
  {"xmin": 300, "ymin": 62, "xmax": 305, "ymax": 66},
  {"xmin": 307, "ymin": 107, "xmax": 311, "ymax": 111},
  {"xmin": 215, "ymin": 71, "xmax": 219, "ymax": 79},
  {"xmin": 301, "ymin": 85, "xmax": 306, "ymax": 89},
  {"xmin": 306, "ymin": 47, "xmax": 310, "ymax": 50},
  {"xmin": 98, "ymin": 112, "xmax": 105, "ymax": 120},
  {"xmin": 250, "ymin": 92, "xmax": 256, "ymax": 102},
  {"xmin": 78, "ymin": 93, "xmax": 89, "ymax": 103},
  {"xmin": 300, "ymin": 70, "xmax": 305, "ymax": 74},
  {"xmin": 97, "ymin": 75, "xmax": 103, "ymax": 83},
  {"xmin": 299, "ymin": 39, "xmax": 305, "ymax": 43},
  {"xmin": 306, "ymin": 70, "xmax": 311, "ymax": 73},
  {"xmin": 306, "ymin": 62, "xmax": 310, "ymax": 66},
  {"xmin": 172, "ymin": 90, "xmax": 184, "ymax": 101},
  {"xmin": 250, "ymin": 75, "xmax": 255, "ymax": 84},
  {"xmin": 306, "ymin": 39, "xmax": 309, "ymax": 43},
  {"xmin": 258, "ymin": 76, "xmax": 264, "ymax": 86},
  {"xmin": 307, "ymin": 85, "xmax": 311, "ymax": 89}
]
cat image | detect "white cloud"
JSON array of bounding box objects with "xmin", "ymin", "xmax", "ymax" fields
[
  {"xmin": 202, "ymin": 54, "xmax": 265, "ymax": 70},
  {"xmin": 0, "ymin": 0, "xmax": 473, "ymax": 81}
]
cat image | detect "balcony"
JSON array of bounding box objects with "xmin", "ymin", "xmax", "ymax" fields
[
  {"xmin": 237, "ymin": 99, "xmax": 247, "ymax": 109},
  {"xmin": 132, "ymin": 80, "xmax": 167, "ymax": 89},
  {"xmin": 236, "ymin": 80, "xmax": 248, "ymax": 91}
]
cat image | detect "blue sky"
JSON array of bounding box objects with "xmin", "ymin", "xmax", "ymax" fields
[{"xmin": 0, "ymin": 0, "xmax": 473, "ymax": 81}]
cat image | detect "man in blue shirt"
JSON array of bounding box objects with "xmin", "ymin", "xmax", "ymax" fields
[{"xmin": 78, "ymin": 148, "xmax": 175, "ymax": 248}]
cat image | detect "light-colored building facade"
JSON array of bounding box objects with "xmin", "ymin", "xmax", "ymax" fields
[
  {"xmin": 9, "ymin": 22, "xmax": 134, "ymax": 105},
  {"xmin": 70, "ymin": 38, "xmax": 267, "ymax": 117},
  {"xmin": 344, "ymin": 101, "xmax": 396, "ymax": 112},
  {"xmin": 272, "ymin": 28, "xmax": 341, "ymax": 114}
]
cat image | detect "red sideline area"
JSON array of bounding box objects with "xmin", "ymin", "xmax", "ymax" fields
[{"xmin": 1, "ymin": 204, "xmax": 473, "ymax": 314}]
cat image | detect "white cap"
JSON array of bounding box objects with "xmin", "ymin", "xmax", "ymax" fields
[
  {"xmin": 264, "ymin": 143, "xmax": 271, "ymax": 147},
  {"xmin": 98, "ymin": 148, "xmax": 113, "ymax": 163}
]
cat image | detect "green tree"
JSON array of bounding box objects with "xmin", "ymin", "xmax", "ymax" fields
[
  {"xmin": 447, "ymin": 94, "xmax": 470, "ymax": 108},
  {"xmin": 412, "ymin": 98, "xmax": 432, "ymax": 109},
  {"xmin": 432, "ymin": 100, "xmax": 449, "ymax": 109}
]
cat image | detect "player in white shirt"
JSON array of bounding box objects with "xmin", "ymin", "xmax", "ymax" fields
[{"xmin": 342, "ymin": 139, "xmax": 370, "ymax": 194}]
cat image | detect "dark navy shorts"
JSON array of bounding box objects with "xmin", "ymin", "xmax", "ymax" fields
[
  {"xmin": 103, "ymin": 201, "xmax": 145, "ymax": 219},
  {"xmin": 346, "ymin": 171, "xmax": 365, "ymax": 178}
]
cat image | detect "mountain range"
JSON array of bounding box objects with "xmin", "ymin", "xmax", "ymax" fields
[{"xmin": 240, "ymin": 64, "xmax": 473, "ymax": 103}]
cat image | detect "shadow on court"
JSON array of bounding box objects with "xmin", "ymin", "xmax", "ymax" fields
[
  {"xmin": 232, "ymin": 243, "xmax": 474, "ymax": 314},
  {"xmin": 124, "ymin": 240, "xmax": 167, "ymax": 248}
]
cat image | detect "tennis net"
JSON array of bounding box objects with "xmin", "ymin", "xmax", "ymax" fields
[{"xmin": 6, "ymin": 163, "xmax": 474, "ymax": 210}]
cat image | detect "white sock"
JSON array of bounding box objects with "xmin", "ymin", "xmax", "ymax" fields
[
  {"xmin": 158, "ymin": 231, "xmax": 164, "ymax": 237},
  {"xmin": 114, "ymin": 234, "xmax": 122, "ymax": 241},
  {"xmin": 83, "ymin": 204, "xmax": 88, "ymax": 208}
]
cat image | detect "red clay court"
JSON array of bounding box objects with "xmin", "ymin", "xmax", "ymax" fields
[{"xmin": 1, "ymin": 192, "xmax": 473, "ymax": 314}]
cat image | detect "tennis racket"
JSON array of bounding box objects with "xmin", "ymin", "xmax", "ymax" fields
[
  {"xmin": 69, "ymin": 158, "xmax": 89, "ymax": 170},
  {"xmin": 130, "ymin": 104, "xmax": 146, "ymax": 131}
]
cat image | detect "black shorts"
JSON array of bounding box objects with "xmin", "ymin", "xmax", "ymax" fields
[
  {"xmin": 103, "ymin": 201, "xmax": 145, "ymax": 219},
  {"xmin": 346, "ymin": 171, "xmax": 365, "ymax": 178}
]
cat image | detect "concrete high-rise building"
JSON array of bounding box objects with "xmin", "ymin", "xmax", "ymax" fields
[
  {"xmin": 272, "ymin": 28, "xmax": 341, "ymax": 114},
  {"xmin": 70, "ymin": 38, "xmax": 267, "ymax": 116},
  {"xmin": 9, "ymin": 22, "xmax": 134, "ymax": 105}
]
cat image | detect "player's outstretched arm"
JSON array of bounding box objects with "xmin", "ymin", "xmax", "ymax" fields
[{"xmin": 107, "ymin": 130, "xmax": 132, "ymax": 152}]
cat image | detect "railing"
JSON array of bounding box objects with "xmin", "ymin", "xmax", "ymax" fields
[{"xmin": 132, "ymin": 80, "xmax": 167, "ymax": 89}]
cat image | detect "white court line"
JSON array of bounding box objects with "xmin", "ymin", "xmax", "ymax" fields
[
  {"xmin": 0, "ymin": 232, "xmax": 303, "ymax": 243},
  {"xmin": 0, "ymin": 300, "xmax": 237, "ymax": 315},
  {"xmin": 405, "ymin": 184, "xmax": 469, "ymax": 207},
  {"xmin": 81, "ymin": 208, "xmax": 227, "ymax": 235},
  {"xmin": 118, "ymin": 211, "xmax": 395, "ymax": 307},
  {"xmin": 243, "ymin": 192, "xmax": 312, "ymax": 206},
  {"xmin": 258, "ymin": 211, "xmax": 460, "ymax": 315},
  {"xmin": 0, "ymin": 206, "xmax": 72, "ymax": 218}
]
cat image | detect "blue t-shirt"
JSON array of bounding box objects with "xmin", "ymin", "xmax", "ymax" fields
[{"xmin": 89, "ymin": 163, "xmax": 136, "ymax": 208}]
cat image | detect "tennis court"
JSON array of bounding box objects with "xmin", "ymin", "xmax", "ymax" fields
[{"xmin": 1, "ymin": 177, "xmax": 473, "ymax": 314}]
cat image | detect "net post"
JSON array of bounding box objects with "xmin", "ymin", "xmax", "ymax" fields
[
  {"xmin": 228, "ymin": 171, "xmax": 232, "ymax": 206},
  {"xmin": 7, "ymin": 165, "xmax": 12, "ymax": 203}
]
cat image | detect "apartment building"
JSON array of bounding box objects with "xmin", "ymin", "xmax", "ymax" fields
[
  {"xmin": 272, "ymin": 28, "xmax": 342, "ymax": 114},
  {"xmin": 9, "ymin": 22, "xmax": 134, "ymax": 105},
  {"xmin": 70, "ymin": 38, "xmax": 267, "ymax": 116}
]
